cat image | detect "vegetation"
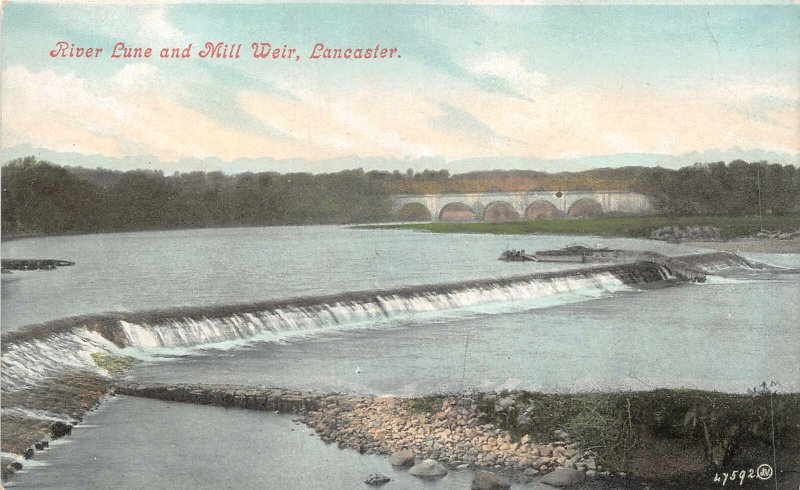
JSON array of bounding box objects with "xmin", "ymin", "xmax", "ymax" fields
[
  {"xmin": 384, "ymin": 167, "xmax": 657, "ymax": 194},
  {"xmin": 406, "ymin": 394, "xmax": 447, "ymax": 415},
  {"xmin": 362, "ymin": 215, "xmax": 800, "ymax": 240},
  {"xmin": 2, "ymin": 157, "xmax": 798, "ymax": 237},
  {"xmin": 638, "ymin": 161, "xmax": 800, "ymax": 216},
  {"xmin": 2, "ymin": 157, "xmax": 392, "ymax": 236},
  {"xmin": 475, "ymin": 388, "xmax": 800, "ymax": 481},
  {"xmin": 90, "ymin": 352, "xmax": 135, "ymax": 376}
]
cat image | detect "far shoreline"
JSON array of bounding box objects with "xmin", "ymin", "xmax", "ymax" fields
[{"xmin": 682, "ymin": 238, "xmax": 800, "ymax": 254}]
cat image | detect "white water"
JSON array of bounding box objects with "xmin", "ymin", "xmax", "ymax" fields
[
  {"xmin": 0, "ymin": 408, "xmax": 74, "ymax": 424},
  {"xmin": 2, "ymin": 271, "xmax": 631, "ymax": 395},
  {"xmin": 1, "ymin": 331, "xmax": 120, "ymax": 393},
  {"xmin": 119, "ymin": 272, "xmax": 629, "ymax": 350}
]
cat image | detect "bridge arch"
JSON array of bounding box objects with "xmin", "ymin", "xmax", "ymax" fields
[
  {"xmin": 568, "ymin": 198, "xmax": 603, "ymax": 218},
  {"xmin": 525, "ymin": 200, "xmax": 561, "ymax": 220},
  {"xmin": 483, "ymin": 201, "xmax": 520, "ymax": 222},
  {"xmin": 396, "ymin": 202, "xmax": 432, "ymax": 222},
  {"xmin": 439, "ymin": 202, "xmax": 476, "ymax": 222}
]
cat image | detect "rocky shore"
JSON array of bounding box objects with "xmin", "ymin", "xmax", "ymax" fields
[
  {"xmin": 1, "ymin": 371, "xmax": 111, "ymax": 481},
  {"xmin": 5, "ymin": 380, "xmax": 799, "ymax": 487},
  {"xmin": 113, "ymin": 383, "xmax": 800, "ymax": 488},
  {"xmin": 652, "ymin": 225, "xmax": 800, "ymax": 244},
  {"xmin": 307, "ymin": 393, "xmax": 600, "ymax": 486},
  {"xmin": 115, "ymin": 383, "xmax": 599, "ymax": 486}
]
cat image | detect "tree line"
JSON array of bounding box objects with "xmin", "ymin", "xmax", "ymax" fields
[
  {"xmin": 634, "ymin": 160, "xmax": 800, "ymax": 216},
  {"xmin": 1, "ymin": 157, "xmax": 797, "ymax": 236}
]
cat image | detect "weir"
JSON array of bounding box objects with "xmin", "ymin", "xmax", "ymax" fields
[
  {"xmin": 0, "ymin": 250, "xmax": 779, "ymax": 481},
  {"xmin": 115, "ymin": 383, "xmax": 331, "ymax": 413},
  {"xmin": 2, "ymin": 261, "xmax": 668, "ymax": 351},
  {"xmin": 0, "ymin": 251, "xmax": 763, "ymax": 395}
]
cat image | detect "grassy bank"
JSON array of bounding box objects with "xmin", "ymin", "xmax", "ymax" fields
[
  {"xmin": 408, "ymin": 388, "xmax": 800, "ymax": 485},
  {"xmin": 360, "ymin": 215, "xmax": 800, "ymax": 240}
]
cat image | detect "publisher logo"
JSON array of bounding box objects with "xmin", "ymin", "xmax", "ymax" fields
[{"xmin": 756, "ymin": 464, "xmax": 773, "ymax": 481}]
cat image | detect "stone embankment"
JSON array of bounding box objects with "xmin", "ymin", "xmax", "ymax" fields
[
  {"xmin": 652, "ymin": 225, "xmax": 800, "ymax": 243},
  {"xmin": 1, "ymin": 371, "xmax": 110, "ymax": 481},
  {"xmin": 1, "ymin": 258, "xmax": 75, "ymax": 272},
  {"xmin": 755, "ymin": 229, "xmax": 800, "ymax": 240},
  {"xmin": 116, "ymin": 383, "xmax": 601, "ymax": 485},
  {"xmin": 651, "ymin": 225, "xmax": 721, "ymax": 241}
]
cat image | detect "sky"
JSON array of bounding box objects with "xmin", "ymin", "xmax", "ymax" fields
[{"xmin": 1, "ymin": 3, "xmax": 799, "ymax": 173}]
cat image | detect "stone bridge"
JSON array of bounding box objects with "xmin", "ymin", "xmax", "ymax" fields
[{"xmin": 391, "ymin": 190, "xmax": 653, "ymax": 222}]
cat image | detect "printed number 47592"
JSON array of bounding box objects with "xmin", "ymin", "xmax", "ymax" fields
[{"xmin": 713, "ymin": 469, "xmax": 756, "ymax": 486}]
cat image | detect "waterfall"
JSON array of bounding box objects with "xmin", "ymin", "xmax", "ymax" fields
[
  {"xmin": 0, "ymin": 260, "xmax": 684, "ymax": 394},
  {"xmin": 118, "ymin": 271, "xmax": 634, "ymax": 350},
  {"xmin": 1, "ymin": 330, "xmax": 119, "ymax": 393}
]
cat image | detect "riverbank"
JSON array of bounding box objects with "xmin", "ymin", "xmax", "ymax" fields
[
  {"xmin": 683, "ymin": 238, "xmax": 800, "ymax": 254},
  {"xmin": 111, "ymin": 383, "xmax": 799, "ymax": 488},
  {"xmin": 5, "ymin": 379, "xmax": 799, "ymax": 487},
  {"xmin": 0, "ymin": 371, "xmax": 111, "ymax": 481},
  {"xmin": 358, "ymin": 215, "xmax": 800, "ymax": 241}
]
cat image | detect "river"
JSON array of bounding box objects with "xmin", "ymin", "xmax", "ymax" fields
[{"xmin": 2, "ymin": 225, "xmax": 798, "ymax": 488}]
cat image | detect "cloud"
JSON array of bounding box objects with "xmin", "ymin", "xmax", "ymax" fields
[
  {"xmin": 139, "ymin": 8, "xmax": 186, "ymax": 44},
  {"xmin": 1, "ymin": 65, "xmax": 295, "ymax": 161},
  {"xmin": 112, "ymin": 63, "xmax": 159, "ymax": 91},
  {"xmin": 239, "ymin": 87, "xmax": 454, "ymax": 159},
  {"xmin": 3, "ymin": 62, "xmax": 798, "ymax": 165},
  {"xmin": 465, "ymin": 51, "xmax": 549, "ymax": 99},
  {"xmin": 40, "ymin": 6, "xmax": 190, "ymax": 47}
]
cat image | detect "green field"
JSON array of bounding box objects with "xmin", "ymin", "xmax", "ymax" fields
[{"xmin": 359, "ymin": 215, "xmax": 800, "ymax": 240}]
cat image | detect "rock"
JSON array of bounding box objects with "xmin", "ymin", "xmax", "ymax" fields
[
  {"xmin": 34, "ymin": 442, "xmax": 45, "ymax": 451},
  {"xmin": 408, "ymin": 459, "xmax": 448, "ymax": 478},
  {"xmin": 471, "ymin": 470, "xmax": 510, "ymax": 490},
  {"xmin": 523, "ymin": 468, "xmax": 539, "ymax": 477},
  {"xmin": 540, "ymin": 468, "xmax": 586, "ymax": 487},
  {"xmin": 498, "ymin": 397, "xmax": 515, "ymax": 410},
  {"xmin": 10, "ymin": 462, "xmax": 23, "ymax": 471},
  {"xmin": 23, "ymin": 448, "xmax": 34, "ymax": 460},
  {"xmin": 585, "ymin": 470, "xmax": 597, "ymax": 479},
  {"xmin": 389, "ymin": 450, "xmax": 415, "ymax": 468},
  {"xmin": 51, "ymin": 422, "xmax": 72, "ymax": 438},
  {"xmin": 364, "ymin": 473, "xmax": 391, "ymax": 486}
]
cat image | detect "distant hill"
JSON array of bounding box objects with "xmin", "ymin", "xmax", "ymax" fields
[{"xmin": 3, "ymin": 144, "xmax": 797, "ymax": 175}]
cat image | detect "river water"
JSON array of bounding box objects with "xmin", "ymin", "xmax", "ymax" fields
[{"xmin": 2, "ymin": 225, "xmax": 798, "ymax": 489}]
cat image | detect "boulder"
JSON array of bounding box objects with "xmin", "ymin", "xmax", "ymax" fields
[
  {"xmin": 51, "ymin": 422, "xmax": 72, "ymax": 438},
  {"xmin": 408, "ymin": 459, "xmax": 448, "ymax": 478},
  {"xmin": 364, "ymin": 473, "xmax": 390, "ymax": 486},
  {"xmin": 471, "ymin": 470, "xmax": 511, "ymax": 490},
  {"xmin": 10, "ymin": 462, "xmax": 23, "ymax": 471},
  {"xmin": 540, "ymin": 468, "xmax": 586, "ymax": 487},
  {"xmin": 388, "ymin": 450, "xmax": 415, "ymax": 468},
  {"xmin": 498, "ymin": 397, "xmax": 515, "ymax": 410}
]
